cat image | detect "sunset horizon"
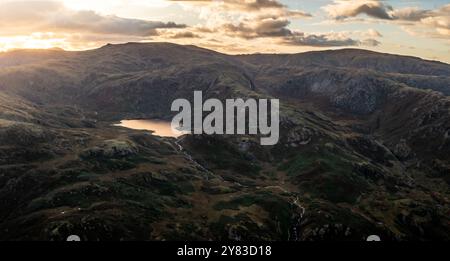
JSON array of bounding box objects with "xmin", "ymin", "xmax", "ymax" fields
[
  {"xmin": 0, "ymin": 0, "xmax": 448, "ymax": 62},
  {"xmin": 0, "ymin": 0, "xmax": 449, "ymax": 246},
  {"xmin": 3, "ymin": 41, "xmax": 449, "ymax": 66}
]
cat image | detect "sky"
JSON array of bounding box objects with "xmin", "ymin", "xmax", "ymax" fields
[{"xmin": 0, "ymin": 0, "xmax": 449, "ymax": 62}]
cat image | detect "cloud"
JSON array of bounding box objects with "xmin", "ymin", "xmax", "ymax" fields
[
  {"xmin": 365, "ymin": 28, "xmax": 382, "ymax": 38},
  {"xmin": 360, "ymin": 38, "xmax": 380, "ymax": 47},
  {"xmin": 285, "ymin": 33, "xmax": 359, "ymax": 47},
  {"xmin": 284, "ymin": 31, "xmax": 380, "ymax": 47},
  {"xmin": 201, "ymin": 18, "xmax": 379, "ymax": 47},
  {"xmin": 322, "ymin": 0, "xmax": 441, "ymax": 22},
  {"xmin": 418, "ymin": 5, "xmax": 450, "ymax": 37},
  {"xmin": 397, "ymin": 4, "xmax": 450, "ymax": 38},
  {"xmin": 168, "ymin": 31, "xmax": 201, "ymax": 38},
  {"xmin": 170, "ymin": 0, "xmax": 311, "ymax": 17},
  {"xmin": 0, "ymin": 1, "xmax": 185, "ymax": 37},
  {"xmin": 0, "ymin": 0, "xmax": 386, "ymax": 53},
  {"xmin": 167, "ymin": 0, "xmax": 369, "ymax": 47},
  {"xmin": 50, "ymin": 11, "xmax": 185, "ymax": 36},
  {"xmin": 390, "ymin": 7, "xmax": 433, "ymax": 21},
  {"xmin": 323, "ymin": 0, "xmax": 394, "ymax": 20},
  {"xmin": 323, "ymin": 1, "xmax": 450, "ymax": 39},
  {"xmin": 219, "ymin": 17, "xmax": 292, "ymax": 39},
  {"xmin": 171, "ymin": 0, "xmax": 283, "ymax": 11}
]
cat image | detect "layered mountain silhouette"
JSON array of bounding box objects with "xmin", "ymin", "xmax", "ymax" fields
[{"xmin": 0, "ymin": 43, "xmax": 449, "ymax": 240}]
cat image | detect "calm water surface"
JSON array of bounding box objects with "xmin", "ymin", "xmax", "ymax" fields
[{"xmin": 115, "ymin": 119, "xmax": 187, "ymax": 138}]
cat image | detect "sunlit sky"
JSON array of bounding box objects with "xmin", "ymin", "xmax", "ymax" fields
[{"xmin": 0, "ymin": 0, "xmax": 449, "ymax": 62}]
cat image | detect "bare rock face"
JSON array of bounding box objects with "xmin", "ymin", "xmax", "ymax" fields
[
  {"xmin": 393, "ymin": 139, "xmax": 412, "ymax": 160},
  {"xmin": 269, "ymin": 68, "xmax": 394, "ymax": 115},
  {"xmin": 286, "ymin": 127, "xmax": 313, "ymax": 147}
]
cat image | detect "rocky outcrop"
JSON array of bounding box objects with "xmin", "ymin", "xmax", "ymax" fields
[
  {"xmin": 393, "ymin": 139, "xmax": 412, "ymax": 160},
  {"xmin": 286, "ymin": 127, "xmax": 314, "ymax": 147}
]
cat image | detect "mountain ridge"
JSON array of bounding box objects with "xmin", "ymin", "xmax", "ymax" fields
[
  {"xmin": 2, "ymin": 42, "xmax": 448, "ymax": 68},
  {"xmin": 0, "ymin": 42, "xmax": 448, "ymax": 241}
]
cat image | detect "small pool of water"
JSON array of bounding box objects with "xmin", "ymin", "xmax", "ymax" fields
[{"xmin": 114, "ymin": 119, "xmax": 187, "ymax": 138}]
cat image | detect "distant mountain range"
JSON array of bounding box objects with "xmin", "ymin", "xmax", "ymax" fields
[{"xmin": 0, "ymin": 43, "xmax": 449, "ymax": 241}]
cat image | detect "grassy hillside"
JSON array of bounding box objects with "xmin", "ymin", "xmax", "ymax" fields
[{"xmin": 0, "ymin": 43, "xmax": 449, "ymax": 240}]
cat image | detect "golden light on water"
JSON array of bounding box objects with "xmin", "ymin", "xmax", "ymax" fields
[{"xmin": 115, "ymin": 120, "xmax": 188, "ymax": 138}]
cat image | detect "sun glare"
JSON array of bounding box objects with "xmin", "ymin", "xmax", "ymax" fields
[
  {"xmin": 0, "ymin": 33, "xmax": 70, "ymax": 52},
  {"xmin": 62, "ymin": 0, "xmax": 170, "ymax": 13}
]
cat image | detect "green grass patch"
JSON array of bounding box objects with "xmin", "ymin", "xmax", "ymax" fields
[{"xmin": 278, "ymin": 146, "xmax": 370, "ymax": 203}]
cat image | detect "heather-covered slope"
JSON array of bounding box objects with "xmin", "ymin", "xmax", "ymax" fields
[{"xmin": 0, "ymin": 43, "xmax": 449, "ymax": 241}]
